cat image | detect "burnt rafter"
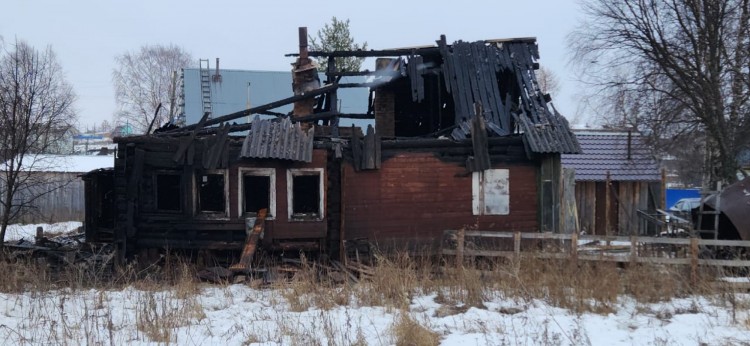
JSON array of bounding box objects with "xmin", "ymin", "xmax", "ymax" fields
[
  {"xmin": 287, "ymin": 35, "xmax": 578, "ymax": 154},
  {"xmin": 162, "ymin": 83, "xmax": 339, "ymax": 135}
]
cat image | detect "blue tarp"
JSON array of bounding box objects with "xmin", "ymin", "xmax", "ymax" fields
[{"xmin": 666, "ymin": 188, "xmax": 701, "ymax": 209}]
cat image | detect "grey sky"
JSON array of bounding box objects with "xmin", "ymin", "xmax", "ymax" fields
[{"xmin": 2, "ymin": 0, "xmax": 586, "ymax": 129}]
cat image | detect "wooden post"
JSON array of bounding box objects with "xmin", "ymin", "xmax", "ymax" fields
[
  {"xmin": 660, "ymin": 168, "xmax": 666, "ymax": 210},
  {"xmin": 713, "ymin": 182, "xmax": 721, "ymax": 240},
  {"xmin": 605, "ymin": 170, "xmax": 611, "ymax": 238},
  {"xmin": 340, "ymin": 165, "xmax": 347, "ymax": 263},
  {"xmin": 630, "ymin": 234, "xmax": 637, "ymax": 266},
  {"xmin": 570, "ymin": 231, "xmax": 578, "ymax": 265},
  {"xmin": 561, "ymin": 168, "xmax": 579, "ymax": 234},
  {"xmin": 35, "ymin": 226, "xmax": 44, "ymax": 244},
  {"xmin": 514, "ymin": 231, "xmax": 522, "ymax": 271},
  {"xmin": 690, "ymin": 237, "xmax": 699, "ymax": 286},
  {"xmin": 456, "ymin": 228, "xmax": 465, "ymax": 268}
]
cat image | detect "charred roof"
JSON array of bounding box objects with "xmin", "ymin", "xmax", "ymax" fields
[{"xmin": 151, "ymin": 32, "xmax": 580, "ymax": 156}]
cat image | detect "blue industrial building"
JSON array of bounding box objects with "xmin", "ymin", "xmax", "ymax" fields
[{"xmin": 179, "ymin": 67, "xmax": 371, "ymax": 127}]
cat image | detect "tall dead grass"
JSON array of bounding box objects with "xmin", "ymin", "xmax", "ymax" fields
[{"xmin": 0, "ymin": 246, "xmax": 745, "ymax": 345}]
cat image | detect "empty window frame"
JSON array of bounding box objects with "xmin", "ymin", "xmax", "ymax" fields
[
  {"xmin": 196, "ymin": 171, "xmax": 228, "ymax": 214},
  {"xmin": 287, "ymin": 168, "xmax": 324, "ymax": 220},
  {"xmin": 472, "ymin": 169, "xmax": 510, "ymax": 215},
  {"xmin": 155, "ymin": 173, "xmax": 182, "ymax": 211},
  {"xmin": 239, "ymin": 168, "xmax": 275, "ymax": 219}
]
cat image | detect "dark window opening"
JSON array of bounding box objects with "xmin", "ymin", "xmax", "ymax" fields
[
  {"xmin": 243, "ymin": 175, "xmax": 270, "ymax": 215},
  {"xmin": 198, "ymin": 173, "xmax": 225, "ymax": 213},
  {"xmin": 292, "ymin": 174, "xmax": 320, "ymax": 217},
  {"xmin": 156, "ymin": 174, "xmax": 181, "ymax": 211}
]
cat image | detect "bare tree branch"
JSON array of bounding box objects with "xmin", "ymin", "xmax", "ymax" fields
[
  {"xmin": 112, "ymin": 44, "xmax": 192, "ymax": 134},
  {"xmin": 570, "ymin": 0, "xmax": 750, "ymax": 186}
]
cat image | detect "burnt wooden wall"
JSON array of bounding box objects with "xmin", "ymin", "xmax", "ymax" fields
[
  {"xmin": 342, "ymin": 152, "xmax": 539, "ymax": 249},
  {"xmin": 113, "ymin": 136, "xmax": 329, "ymax": 253},
  {"xmin": 575, "ymin": 181, "xmax": 659, "ymax": 235}
]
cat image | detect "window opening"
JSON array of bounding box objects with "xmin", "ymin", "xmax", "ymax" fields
[
  {"xmin": 472, "ymin": 169, "xmax": 510, "ymax": 215},
  {"xmin": 243, "ymin": 175, "xmax": 270, "ymax": 215},
  {"xmin": 198, "ymin": 173, "xmax": 225, "ymax": 212},
  {"xmin": 293, "ymin": 175, "xmax": 319, "ymax": 215}
]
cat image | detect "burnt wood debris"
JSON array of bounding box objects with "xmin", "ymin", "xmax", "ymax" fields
[{"xmin": 83, "ymin": 28, "xmax": 581, "ymax": 264}]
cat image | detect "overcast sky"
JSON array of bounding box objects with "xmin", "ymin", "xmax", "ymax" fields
[{"xmin": 2, "ymin": 0, "xmax": 588, "ymax": 129}]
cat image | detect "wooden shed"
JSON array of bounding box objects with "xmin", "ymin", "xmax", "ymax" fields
[
  {"xmin": 1, "ymin": 154, "xmax": 113, "ymax": 224},
  {"xmin": 84, "ymin": 30, "xmax": 580, "ymax": 259},
  {"xmin": 561, "ymin": 130, "xmax": 661, "ymax": 235}
]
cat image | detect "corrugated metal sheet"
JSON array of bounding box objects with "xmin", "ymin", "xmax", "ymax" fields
[
  {"xmin": 705, "ymin": 177, "xmax": 750, "ymax": 241},
  {"xmin": 438, "ymin": 40, "xmax": 580, "ymax": 154},
  {"xmin": 240, "ymin": 116, "xmax": 314, "ymax": 162},
  {"xmin": 515, "ymin": 110, "xmax": 580, "ymax": 154},
  {"xmin": 561, "ymin": 131, "xmax": 660, "ymax": 182},
  {"xmin": 181, "ymin": 69, "xmax": 370, "ymax": 127}
]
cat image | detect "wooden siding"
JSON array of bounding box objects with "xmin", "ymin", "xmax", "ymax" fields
[
  {"xmin": 575, "ymin": 181, "xmax": 656, "ymax": 235},
  {"xmin": 2, "ymin": 172, "xmax": 86, "ymax": 224},
  {"xmin": 342, "ymin": 152, "xmax": 539, "ymax": 248}
]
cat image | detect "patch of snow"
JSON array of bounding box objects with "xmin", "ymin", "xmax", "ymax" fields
[
  {"xmin": 0, "ymin": 154, "xmax": 113, "ymax": 173},
  {"xmin": 0, "ymin": 286, "xmax": 747, "ymax": 345},
  {"xmin": 3, "ymin": 221, "xmax": 82, "ymax": 241}
]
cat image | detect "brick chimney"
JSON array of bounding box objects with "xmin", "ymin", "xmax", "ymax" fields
[{"xmin": 292, "ymin": 27, "xmax": 320, "ymax": 130}]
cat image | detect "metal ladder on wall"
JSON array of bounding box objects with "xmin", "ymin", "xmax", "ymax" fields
[
  {"xmin": 696, "ymin": 182, "xmax": 722, "ymax": 240},
  {"xmin": 199, "ymin": 59, "xmax": 213, "ymax": 118}
]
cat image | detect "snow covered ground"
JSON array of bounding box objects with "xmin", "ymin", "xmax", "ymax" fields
[
  {"xmin": 0, "ymin": 285, "xmax": 747, "ymax": 345},
  {"xmin": 3, "ymin": 221, "xmax": 82, "ymax": 241},
  {"xmin": 1, "ymin": 223, "xmax": 748, "ymax": 345}
]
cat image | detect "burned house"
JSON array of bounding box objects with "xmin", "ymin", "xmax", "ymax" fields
[{"xmin": 84, "ymin": 29, "xmax": 580, "ymax": 260}]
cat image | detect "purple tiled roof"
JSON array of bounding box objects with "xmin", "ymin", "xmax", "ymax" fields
[{"xmin": 561, "ymin": 131, "xmax": 660, "ymax": 182}]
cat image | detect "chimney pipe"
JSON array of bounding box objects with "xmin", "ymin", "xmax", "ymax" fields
[
  {"xmin": 627, "ymin": 130, "xmax": 632, "ymax": 160},
  {"xmin": 299, "ymin": 27, "xmax": 308, "ymax": 59}
]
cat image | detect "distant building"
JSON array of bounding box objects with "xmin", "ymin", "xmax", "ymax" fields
[
  {"xmin": 178, "ymin": 66, "xmax": 370, "ymax": 127},
  {"xmin": 1, "ymin": 154, "xmax": 113, "ymax": 223}
]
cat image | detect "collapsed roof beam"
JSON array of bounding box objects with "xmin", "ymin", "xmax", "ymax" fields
[
  {"xmin": 286, "ymin": 47, "xmax": 442, "ymax": 58},
  {"xmin": 284, "ymin": 37, "xmax": 538, "ymax": 59},
  {"xmin": 163, "ymin": 83, "xmax": 338, "ymax": 134}
]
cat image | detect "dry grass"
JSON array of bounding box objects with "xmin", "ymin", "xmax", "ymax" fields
[
  {"xmin": 391, "ymin": 312, "xmax": 440, "ymax": 346},
  {"xmin": 0, "ymin": 246, "xmax": 746, "ymax": 344}
]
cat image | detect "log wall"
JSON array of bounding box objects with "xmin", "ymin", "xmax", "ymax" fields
[{"xmin": 114, "ymin": 137, "xmax": 329, "ymax": 252}]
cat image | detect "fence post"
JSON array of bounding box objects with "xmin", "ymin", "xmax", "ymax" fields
[
  {"xmin": 571, "ymin": 231, "xmax": 578, "ymax": 265},
  {"xmin": 513, "ymin": 232, "xmax": 521, "ymax": 269},
  {"xmin": 690, "ymin": 237, "xmax": 699, "ymax": 286},
  {"xmin": 630, "ymin": 234, "xmax": 637, "ymax": 266},
  {"xmin": 456, "ymin": 228, "xmax": 465, "ymax": 268}
]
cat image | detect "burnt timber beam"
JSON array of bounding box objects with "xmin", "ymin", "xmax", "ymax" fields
[
  {"xmin": 162, "ymin": 83, "xmax": 339, "ymax": 134},
  {"xmin": 284, "ymin": 37, "xmax": 537, "ymax": 59},
  {"xmin": 381, "ymin": 136, "xmax": 523, "ymax": 149},
  {"xmin": 286, "ymin": 47, "xmax": 442, "ymax": 58},
  {"xmin": 294, "ymin": 112, "xmax": 374, "ymax": 122}
]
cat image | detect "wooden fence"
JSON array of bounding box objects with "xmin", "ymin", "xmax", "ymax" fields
[
  {"xmin": 0, "ymin": 172, "xmax": 85, "ymax": 224},
  {"xmin": 443, "ymin": 230, "xmax": 750, "ymax": 284}
]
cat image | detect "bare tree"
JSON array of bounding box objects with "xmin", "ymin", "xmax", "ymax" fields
[
  {"xmin": 112, "ymin": 44, "xmax": 192, "ymax": 134},
  {"xmin": 309, "ymin": 17, "xmax": 368, "ymax": 72},
  {"xmin": 570, "ymin": 0, "xmax": 750, "ymax": 186},
  {"xmin": 0, "ymin": 41, "xmax": 76, "ymax": 247},
  {"xmin": 536, "ymin": 66, "xmax": 561, "ymax": 97}
]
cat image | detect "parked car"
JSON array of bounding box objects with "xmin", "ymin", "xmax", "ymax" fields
[{"xmin": 669, "ymin": 197, "xmax": 701, "ymax": 218}]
